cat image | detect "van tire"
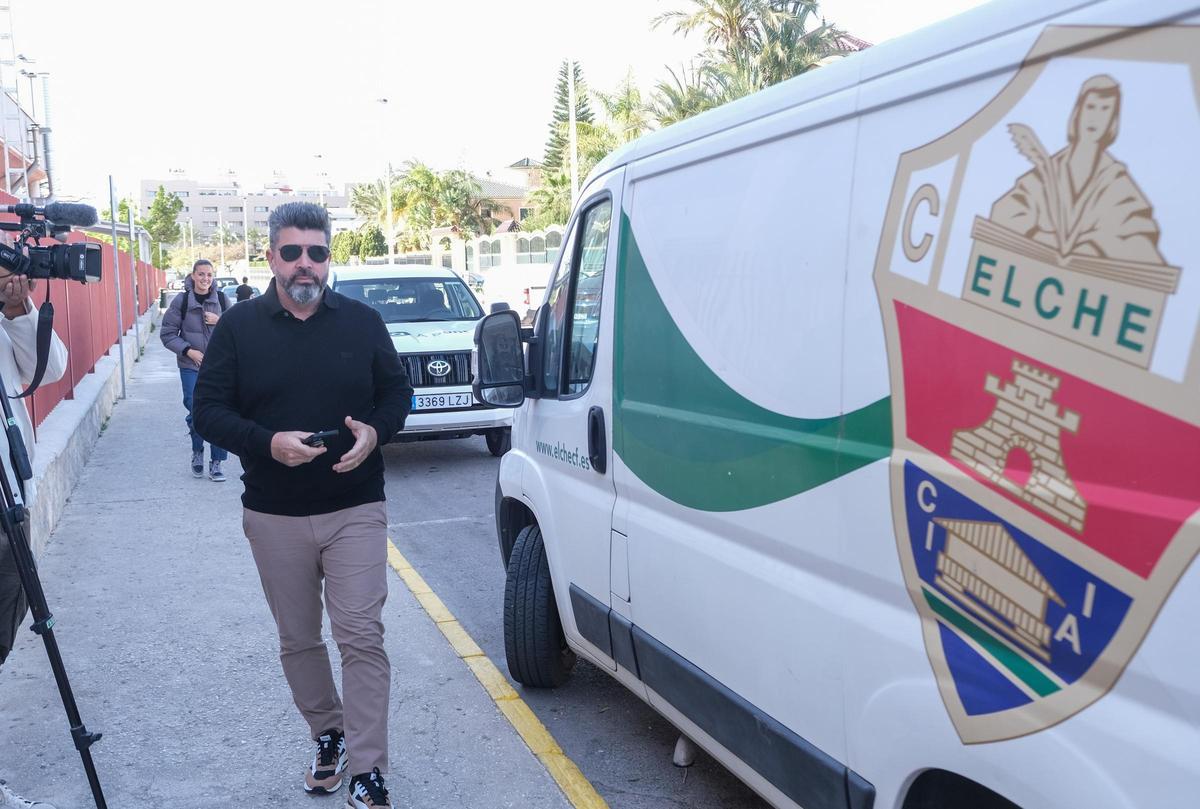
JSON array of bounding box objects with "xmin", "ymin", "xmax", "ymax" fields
[
  {"xmin": 504, "ymin": 524, "xmax": 575, "ymax": 687},
  {"xmin": 486, "ymin": 428, "xmax": 511, "ymax": 456}
]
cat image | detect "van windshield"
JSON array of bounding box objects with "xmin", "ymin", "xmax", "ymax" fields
[{"xmin": 335, "ymin": 278, "xmax": 483, "ymax": 323}]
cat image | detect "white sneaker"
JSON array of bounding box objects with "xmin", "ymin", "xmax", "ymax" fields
[{"xmin": 0, "ymin": 779, "xmax": 56, "ymax": 809}]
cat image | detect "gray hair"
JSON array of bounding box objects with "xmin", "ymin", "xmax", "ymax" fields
[{"xmin": 268, "ymin": 201, "xmax": 331, "ymax": 247}]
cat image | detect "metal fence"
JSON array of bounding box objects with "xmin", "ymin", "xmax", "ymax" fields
[{"xmin": 0, "ymin": 192, "xmax": 166, "ymax": 431}]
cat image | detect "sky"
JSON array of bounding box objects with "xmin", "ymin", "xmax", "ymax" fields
[{"xmin": 12, "ymin": 0, "xmax": 989, "ymax": 209}]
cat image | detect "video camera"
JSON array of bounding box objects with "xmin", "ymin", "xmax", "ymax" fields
[{"xmin": 0, "ymin": 202, "xmax": 103, "ymax": 283}]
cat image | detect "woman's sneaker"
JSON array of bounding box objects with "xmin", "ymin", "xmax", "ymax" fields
[
  {"xmin": 304, "ymin": 729, "xmax": 347, "ymax": 794},
  {"xmin": 0, "ymin": 779, "xmax": 57, "ymax": 808},
  {"xmin": 346, "ymin": 768, "xmax": 391, "ymax": 808},
  {"xmin": 208, "ymin": 460, "xmax": 226, "ymax": 482},
  {"xmin": 191, "ymin": 451, "xmax": 204, "ymax": 478}
]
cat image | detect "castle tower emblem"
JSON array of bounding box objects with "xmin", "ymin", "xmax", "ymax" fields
[{"xmin": 950, "ymin": 360, "xmax": 1086, "ymax": 531}]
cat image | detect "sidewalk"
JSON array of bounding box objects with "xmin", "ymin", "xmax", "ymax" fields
[{"xmin": 0, "ymin": 336, "xmax": 572, "ymax": 808}]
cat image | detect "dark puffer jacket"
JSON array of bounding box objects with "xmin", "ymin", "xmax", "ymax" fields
[{"xmin": 159, "ymin": 277, "xmax": 229, "ymax": 370}]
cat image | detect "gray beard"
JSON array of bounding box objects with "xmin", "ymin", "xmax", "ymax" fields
[{"xmin": 283, "ymin": 277, "xmax": 324, "ymax": 305}]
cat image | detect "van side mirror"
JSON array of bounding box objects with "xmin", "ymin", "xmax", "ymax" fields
[
  {"xmin": 490, "ymin": 301, "xmax": 511, "ymax": 314},
  {"xmin": 473, "ymin": 310, "xmax": 526, "ymax": 408}
]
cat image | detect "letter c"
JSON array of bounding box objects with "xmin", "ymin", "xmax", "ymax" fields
[
  {"xmin": 902, "ymin": 184, "xmax": 940, "ymax": 263},
  {"xmin": 917, "ymin": 480, "xmax": 938, "ymax": 513}
]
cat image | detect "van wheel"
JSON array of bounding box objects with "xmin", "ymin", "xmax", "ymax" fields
[
  {"xmin": 504, "ymin": 525, "xmax": 575, "ymax": 687},
  {"xmin": 486, "ymin": 428, "xmax": 511, "ymax": 456}
]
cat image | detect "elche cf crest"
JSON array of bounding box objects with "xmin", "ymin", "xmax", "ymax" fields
[{"xmin": 873, "ymin": 25, "xmax": 1200, "ymax": 743}]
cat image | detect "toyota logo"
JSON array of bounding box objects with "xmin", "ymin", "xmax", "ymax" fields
[{"xmin": 427, "ymin": 360, "xmax": 452, "ymax": 378}]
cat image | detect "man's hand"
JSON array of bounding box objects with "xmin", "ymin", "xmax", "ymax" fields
[
  {"xmin": 271, "ymin": 431, "xmax": 327, "ymax": 467},
  {"xmin": 185, "ymin": 348, "xmax": 204, "ymax": 365},
  {"xmin": 204, "ymin": 311, "xmax": 220, "ymax": 326},
  {"xmin": 333, "ymin": 416, "xmax": 378, "ymax": 473},
  {"xmin": 0, "ymin": 273, "xmax": 34, "ymax": 320}
]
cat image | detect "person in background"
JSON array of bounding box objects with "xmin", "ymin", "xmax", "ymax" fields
[
  {"xmin": 236, "ymin": 276, "xmax": 255, "ymax": 302},
  {"xmin": 159, "ymin": 259, "xmax": 230, "ymax": 482}
]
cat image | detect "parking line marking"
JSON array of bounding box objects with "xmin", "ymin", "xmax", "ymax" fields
[{"xmin": 386, "ymin": 540, "xmax": 609, "ymax": 809}]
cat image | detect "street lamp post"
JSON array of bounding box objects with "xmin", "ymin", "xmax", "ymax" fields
[
  {"xmin": 377, "ymin": 98, "xmax": 395, "ymax": 264},
  {"xmin": 242, "ymin": 196, "xmax": 250, "ymax": 267},
  {"xmin": 17, "ymin": 69, "xmax": 34, "ymax": 121},
  {"xmin": 314, "ymin": 153, "xmax": 327, "ymax": 206},
  {"xmin": 218, "ymin": 209, "xmax": 225, "ymax": 268}
]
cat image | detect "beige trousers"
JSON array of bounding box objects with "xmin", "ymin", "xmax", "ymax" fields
[{"xmin": 243, "ymin": 501, "xmax": 390, "ymax": 776}]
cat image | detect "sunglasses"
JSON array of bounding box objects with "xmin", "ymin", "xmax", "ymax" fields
[{"xmin": 278, "ymin": 244, "xmax": 331, "ymax": 262}]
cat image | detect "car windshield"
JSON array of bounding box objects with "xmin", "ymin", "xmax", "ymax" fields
[{"xmin": 335, "ymin": 277, "xmax": 483, "ymax": 323}]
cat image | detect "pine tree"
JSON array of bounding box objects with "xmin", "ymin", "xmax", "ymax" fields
[
  {"xmin": 357, "ymin": 225, "xmax": 387, "ymax": 259},
  {"xmin": 543, "ymin": 60, "xmax": 594, "ymax": 170}
]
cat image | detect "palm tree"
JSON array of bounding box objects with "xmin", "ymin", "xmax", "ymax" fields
[
  {"xmin": 350, "ymin": 170, "xmax": 405, "ymax": 231},
  {"xmin": 595, "ymin": 71, "xmax": 654, "ymax": 144},
  {"xmin": 208, "ymin": 224, "xmax": 239, "ymax": 247},
  {"xmin": 523, "ymin": 171, "xmax": 573, "ymax": 230},
  {"xmin": 350, "ymin": 179, "xmax": 386, "ymax": 223},
  {"xmin": 652, "ymin": 0, "xmax": 765, "ymax": 62},
  {"xmin": 652, "ymin": 64, "xmax": 725, "ymax": 126},
  {"xmin": 395, "ymin": 161, "xmax": 443, "ymax": 249},
  {"xmin": 754, "ymin": 1, "xmax": 845, "ymax": 85},
  {"xmin": 650, "ymin": 1, "xmax": 860, "ymax": 127},
  {"xmin": 246, "ymin": 228, "xmax": 267, "ymax": 258},
  {"xmin": 393, "ymin": 162, "xmax": 506, "ymax": 249},
  {"xmin": 435, "ymin": 169, "xmax": 506, "ymax": 236}
]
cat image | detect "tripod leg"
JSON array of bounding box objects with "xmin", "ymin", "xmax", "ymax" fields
[{"xmin": 2, "ymin": 505, "xmax": 107, "ymax": 809}]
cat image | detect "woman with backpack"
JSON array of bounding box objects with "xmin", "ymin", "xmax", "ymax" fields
[{"xmin": 160, "ymin": 259, "xmax": 230, "ymax": 482}]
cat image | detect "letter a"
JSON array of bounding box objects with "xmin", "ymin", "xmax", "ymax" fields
[{"xmin": 1054, "ymin": 613, "xmax": 1082, "ymax": 655}]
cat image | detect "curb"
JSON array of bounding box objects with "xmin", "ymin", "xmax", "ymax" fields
[{"xmin": 28, "ymin": 305, "xmax": 162, "ymax": 556}]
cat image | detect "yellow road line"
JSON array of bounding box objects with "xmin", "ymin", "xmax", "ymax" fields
[{"xmin": 386, "ymin": 539, "xmax": 609, "ymax": 809}]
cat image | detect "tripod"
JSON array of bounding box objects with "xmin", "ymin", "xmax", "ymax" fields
[{"xmin": 0, "ymin": 361, "xmax": 107, "ymax": 808}]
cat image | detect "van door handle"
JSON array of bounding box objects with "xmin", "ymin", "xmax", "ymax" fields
[{"xmin": 588, "ymin": 406, "xmax": 607, "ymax": 475}]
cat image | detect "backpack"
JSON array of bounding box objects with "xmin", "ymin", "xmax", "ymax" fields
[{"xmin": 177, "ymin": 288, "xmax": 229, "ymax": 320}]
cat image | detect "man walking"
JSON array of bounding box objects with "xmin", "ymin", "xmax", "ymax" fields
[
  {"xmin": 193, "ymin": 202, "xmax": 411, "ymax": 808},
  {"xmin": 235, "ymin": 276, "xmax": 255, "ymax": 302}
]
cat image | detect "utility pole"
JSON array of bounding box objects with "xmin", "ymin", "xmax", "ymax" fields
[
  {"xmin": 377, "ymin": 98, "xmax": 394, "ymax": 264},
  {"xmin": 127, "ymin": 203, "xmax": 140, "ymax": 350},
  {"xmin": 567, "ymin": 59, "xmax": 579, "ymax": 203},
  {"xmin": 242, "ymin": 196, "xmax": 250, "ymax": 267},
  {"xmin": 108, "ymin": 176, "xmax": 127, "ymax": 399}
]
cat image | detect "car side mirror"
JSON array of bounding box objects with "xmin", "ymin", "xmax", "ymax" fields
[
  {"xmin": 490, "ymin": 301, "xmax": 511, "ymax": 314},
  {"xmin": 473, "ymin": 310, "xmax": 526, "ymax": 408}
]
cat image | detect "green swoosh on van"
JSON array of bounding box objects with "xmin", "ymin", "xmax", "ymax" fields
[{"xmin": 613, "ymin": 213, "xmax": 892, "ymax": 512}]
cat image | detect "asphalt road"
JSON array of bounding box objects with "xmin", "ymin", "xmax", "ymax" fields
[{"xmin": 380, "ymin": 437, "xmax": 769, "ymax": 809}]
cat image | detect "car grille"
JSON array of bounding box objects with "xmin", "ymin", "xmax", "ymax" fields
[{"xmin": 400, "ymin": 351, "xmax": 472, "ymax": 387}]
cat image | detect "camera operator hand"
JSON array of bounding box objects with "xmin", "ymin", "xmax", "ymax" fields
[
  {"xmin": 0, "ymin": 273, "xmax": 33, "ymax": 320},
  {"xmin": 270, "ymin": 431, "xmax": 327, "ymax": 467}
]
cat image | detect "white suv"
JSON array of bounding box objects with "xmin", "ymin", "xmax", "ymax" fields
[{"xmin": 330, "ymin": 264, "xmax": 512, "ymax": 455}]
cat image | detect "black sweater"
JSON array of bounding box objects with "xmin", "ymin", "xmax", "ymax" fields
[{"xmin": 193, "ymin": 280, "xmax": 413, "ymax": 516}]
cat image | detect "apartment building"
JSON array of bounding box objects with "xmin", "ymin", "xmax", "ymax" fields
[{"xmin": 139, "ymin": 176, "xmax": 351, "ymax": 240}]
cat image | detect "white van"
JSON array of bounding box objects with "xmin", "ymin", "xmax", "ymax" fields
[
  {"xmin": 330, "ymin": 265, "xmax": 512, "ymax": 455},
  {"xmin": 474, "ymin": 2, "xmax": 1200, "ymax": 807}
]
